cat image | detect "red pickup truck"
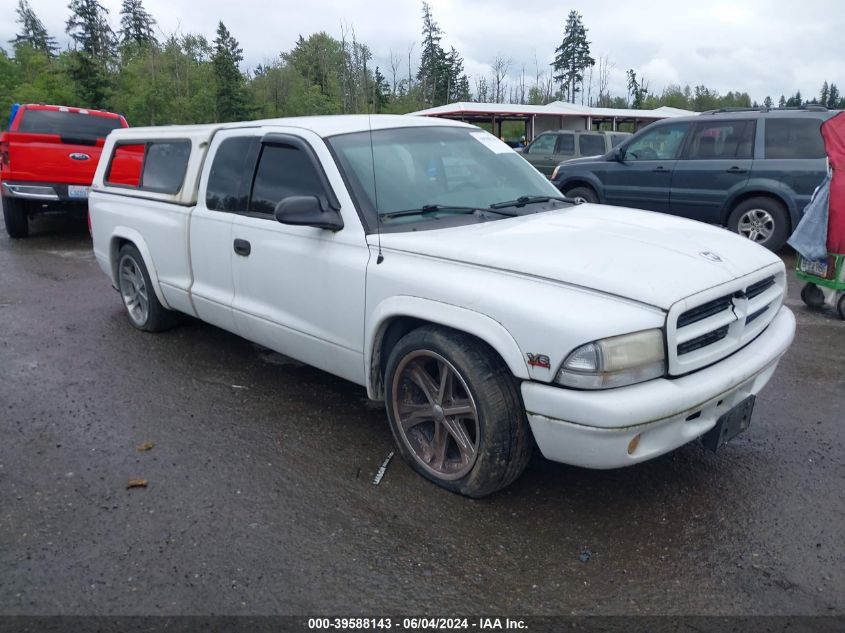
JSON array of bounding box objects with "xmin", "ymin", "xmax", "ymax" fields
[{"xmin": 1, "ymin": 104, "xmax": 128, "ymax": 238}]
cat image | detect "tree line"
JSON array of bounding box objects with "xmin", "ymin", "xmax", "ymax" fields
[{"xmin": 2, "ymin": 0, "xmax": 843, "ymax": 129}]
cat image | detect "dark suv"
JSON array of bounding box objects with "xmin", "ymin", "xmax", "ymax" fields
[{"xmin": 550, "ymin": 107, "xmax": 836, "ymax": 250}]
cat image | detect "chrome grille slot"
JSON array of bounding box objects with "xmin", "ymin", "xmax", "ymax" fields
[
  {"xmin": 746, "ymin": 276, "xmax": 775, "ymax": 299},
  {"xmin": 677, "ymin": 294, "xmax": 733, "ymax": 328},
  {"xmin": 746, "ymin": 305, "xmax": 769, "ymax": 325},
  {"xmin": 678, "ymin": 326, "xmax": 730, "ymax": 356}
]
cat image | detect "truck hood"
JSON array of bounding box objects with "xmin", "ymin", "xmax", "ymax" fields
[{"xmin": 374, "ymin": 204, "xmax": 782, "ymax": 310}]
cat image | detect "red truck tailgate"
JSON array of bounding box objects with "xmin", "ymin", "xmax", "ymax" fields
[{"xmin": 0, "ymin": 106, "xmax": 127, "ymax": 187}]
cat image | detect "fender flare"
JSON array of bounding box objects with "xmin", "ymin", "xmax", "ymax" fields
[
  {"xmin": 108, "ymin": 226, "xmax": 172, "ymax": 310},
  {"xmin": 365, "ymin": 296, "xmax": 529, "ymax": 400}
]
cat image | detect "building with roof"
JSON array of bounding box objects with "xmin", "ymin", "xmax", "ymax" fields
[{"xmin": 409, "ymin": 101, "xmax": 696, "ymax": 140}]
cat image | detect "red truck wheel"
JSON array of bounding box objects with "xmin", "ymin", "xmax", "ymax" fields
[{"xmin": 2, "ymin": 197, "xmax": 30, "ymax": 238}]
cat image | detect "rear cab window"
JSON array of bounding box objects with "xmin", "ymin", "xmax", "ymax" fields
[
  {"xmin": 764, "ymin": 118, "xmax": 825, "ymax": 159},
  {"xmin": 17, "ymin": 108, "xmax": 124, "ymax": 139}
]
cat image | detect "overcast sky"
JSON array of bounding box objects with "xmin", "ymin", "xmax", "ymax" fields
[{"xmin": 2, "ymin": 0, "xmax": 844, "ymax": 105}]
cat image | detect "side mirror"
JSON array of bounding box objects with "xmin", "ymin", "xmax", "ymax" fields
[
  {"xmin": 273, "ymin": 195, "xmax": 344, "ymax": 231},
  {"xmin": 611, "ymin": 147, "xmax": 625, "ymax": 162}
]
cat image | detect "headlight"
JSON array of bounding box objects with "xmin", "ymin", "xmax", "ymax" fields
[
  {"xmin": 555, "ymin": 329, "xmax": 665, "ymax": 389},
  {"xmin": 551, "ymin": 166, "xmax": 560, "ymax": 180}
]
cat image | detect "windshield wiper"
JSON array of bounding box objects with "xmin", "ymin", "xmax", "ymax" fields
[
  {"xmin": 381, "ymin": 204, "xmax": 517, "ymax": 220},
  {"xmin": 488, "ymin": 195, "xmax": 574, "ymax": 209}
]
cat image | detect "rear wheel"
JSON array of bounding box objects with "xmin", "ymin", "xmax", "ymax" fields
[
  {"xmin": 384, "ymin": 325, "xmax": 533, "ymax": 498},
  {"xmin": 727, "ymin": 197, "xmax": 789, "ymax": 251},
  {"xmin": 2, "ymin": 197, "xmax": 30, "ymax": 238},
  {"xmin": 117, "ymin": 244, "xmax": 178, "ymax": 332},
  {"xmin": 564, "ymin": 186, "xmax": 598, "ymax": 204}
]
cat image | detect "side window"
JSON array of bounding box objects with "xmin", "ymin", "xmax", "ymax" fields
[
  {"xmin": 625, "ymin": 123, "xmax": 690, "ymax": 161},
  {"xmin": 249, "ymin": 144, "xmax": 327, "ymax": 215},
  {"xmin": 765, "ymin": 118, "xmax": 825, "ymax": 159},
  {"xmin": 106, "ymin": 143, "xmax": 144, "ymax": 187},
  {"xmin": 685, "ymin": 121, "xmax": 755, "ymax": 160},
  {"xmin": 527, "ymin": 134, "xmax": 557, "ymax": 155},
  {"xmin": 141, "ymin": 141, "xmax": 191, "ymax": 193},
  {"xmin": 105, "ymin": 140, "xmax": 190, "ymax": 193},
  {"xmin": 578, "ymin": 134, "xmax": 606, "ymax": 157},
  {"xmin": 610, "ymin": 134, "xmax": 629, "ymax": 148},
  {"xmin": 556, "ymin": 133, "xmax": 575, "ymax": 156},
  {"xmin": 205, "ymin": 137, "xmax": 259, "ymax": 212}
]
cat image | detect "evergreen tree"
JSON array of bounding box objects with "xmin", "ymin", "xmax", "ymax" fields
[
  {"xmin": 828, "ymin": 84, "xmax": 840, "ymax": 109},
  {"xmin": 119, "ymin": 0, "xmax": 157, "ymax": 46},
  {"xmin": 820, "ymin": 81, "xmax": 829, "ymax": 106},
  {"xmin": 778, "ymin": 95, "xmax": 786, "ymax": 108},
  {"xmin": 11, "ymin": 0, "xmax": 58, "ymax": 56},
  {"xmin": 66, "ymin": 0, "xmax": 116, "ymax": 108},
  {"xmin": 416, "ymin": 2, "xmax": 447, "ymax": 106},
  {"xmin": 763, "ymin": 95, "xmax": 773, "ymax": 109},
  {"xmin": 212, "ymin": 21, "xmax": 248, "ymax": 121},
  {"xmin": 552, "ymin": 11, "xmax": 594, "ymax": 104}
]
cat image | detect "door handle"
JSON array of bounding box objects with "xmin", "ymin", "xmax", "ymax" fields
[
  {"xmin": 652, "ymin": 166, "xmax": 670, "ymax": 173},
  {"xmin": 726, "ymin": 167, "xmax": 747, "ymax": 174},
  {"xmin": 233, "ymin": 238, "xmax": 251, "ymax": 256}
]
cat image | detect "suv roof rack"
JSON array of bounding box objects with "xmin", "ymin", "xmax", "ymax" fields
[{"xmin": 702, "ymin": 105, "xmax": 829, "ymax": 115}]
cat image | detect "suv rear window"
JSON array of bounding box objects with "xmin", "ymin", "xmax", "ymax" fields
[
  {"xmin": 17, "ymin": 109, "xmax": 124, "ymax": 138},
  {"xmin": 764, "ymin": 118, "xmax": 825, "ymax": 159},
  {"xmin": 579, "ymin": 134, "xmax": 605, "ymax": 156}
]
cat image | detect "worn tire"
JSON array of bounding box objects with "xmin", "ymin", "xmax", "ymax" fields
[
  {"xmin": 384, "ymin": 325, "xmax": 533, "ymax": 498},
  {"xmin": 800, "ymin": 283, "xmax": 825, "ymax": 309},
  {"xmin": 564, "ymin": 186, "xmax": 598, "ymax": 204},
  {"xmin": 117, "ymin": 244, "xmax": 179, "ymax": 332},
  {"xmin": 2, "ymin": 197, "xmax": 30, "ymax": 238},
  {"xmin": 727, "ymin": 197, "xmax": 789, "ymax": 251},
  {"xmin": 837, "ymin": 294, "xmax": 845, "ymax": 321}
]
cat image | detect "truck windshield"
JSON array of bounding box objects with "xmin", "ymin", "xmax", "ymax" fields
[
  {"xmin": 327, "ymin": 126, "xmax": 563, "ymax": 228},
  {"xmin": 17, "ymin": 109, "xmax": 124, "ymax": 138}
]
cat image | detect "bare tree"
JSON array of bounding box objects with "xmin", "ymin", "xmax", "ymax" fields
[
  {"xmin": 595, "ymin": 55, "xmax": 614, "ymax": 107},
  {"xmin": 407, "ymin": 41, "xmax": 415, "ymax": 97},
  {"xmin": 388, "ymin": 48, "xmax": 401, "ymax": 96},
  {"xmin": 491, "ymin": 55, "xmax": 511, "ymax": 103}
]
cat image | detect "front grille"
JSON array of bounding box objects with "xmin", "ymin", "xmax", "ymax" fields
[
  {"xmin": 668, "ymin": 267, "xmax": 785, "ymax": 375},
  {"xmin": 677, "ymin": 294, "xmax": 733, "ymax": 328},
  {"xmin": 678, "ymin": 326, "xmax": 730, "ymax": 355}
]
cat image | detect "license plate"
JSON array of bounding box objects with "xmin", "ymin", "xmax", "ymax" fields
[
  {"xmin": 701, "ymin": 396, "xmax": 755, "ymax": 452},
  {"xmin": 799, "ymin": 258, "xmax": 828, "ymax": 277},
  {"xmin": 68, "ymin": 185, "xmax": 90, "ymax": 199}
]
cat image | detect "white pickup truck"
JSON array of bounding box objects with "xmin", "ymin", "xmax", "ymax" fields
[{"xmin": 90, "ymin": 115, "xmax": 796, "ymax": 497}]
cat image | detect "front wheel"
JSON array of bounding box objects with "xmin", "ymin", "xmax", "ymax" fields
[
  {"xmin": 384, "ymin": 326, "xmax": 533, "ymax": 497},
  {"xmin": 727, "ymin": 197, "xmax": 789, "ymax": 251},
  {"xmin": 564, "ymin": 186, "xmax": 598, "ymax": 204},
  {"xmin": 117, "ymin": 244, "xmax": 178, "ymax": 332},
  {"xmin": 2, "ymin": 197, "xmax": 30, "ymax": 238}
]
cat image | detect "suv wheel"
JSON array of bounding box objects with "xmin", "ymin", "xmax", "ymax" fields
[
  {"xmin": 2, "ymin": 197, "xmax": 30, "ymax": 238},
  {"xmin": 564, "ymin": 186, "xmax": 598, "ymax": 204},
  {"xmin": 384, "ymin": 325, "xmax": 533, "ymax": 498},
  {"xmin": 728, "ymin": 197, "xmax": 789, "ymax": 251}
]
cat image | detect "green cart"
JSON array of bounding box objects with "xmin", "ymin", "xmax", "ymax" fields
[{"xmin": 797, "ymin": 253, "xmax": 845, "ymax": 319}]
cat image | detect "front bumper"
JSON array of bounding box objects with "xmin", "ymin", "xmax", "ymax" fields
[{"xmin": 522, "ymin": 306, "xmax": 796, "ymax": 469}]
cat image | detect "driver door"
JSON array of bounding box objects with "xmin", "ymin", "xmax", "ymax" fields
[{"xmin": 602, "ymin": 122, "xmax": 690, "ymax": 213}]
